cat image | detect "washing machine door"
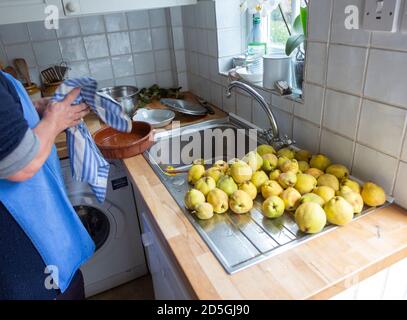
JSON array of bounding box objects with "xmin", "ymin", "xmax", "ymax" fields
[{"xmin": 74, "ymin": 205, "xmax": 110, "ymax": 251}]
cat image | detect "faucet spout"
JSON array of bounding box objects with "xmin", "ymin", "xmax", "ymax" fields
[{"xmin": 226, "ymin": 81, "xmax": 279, "ymax": 140}]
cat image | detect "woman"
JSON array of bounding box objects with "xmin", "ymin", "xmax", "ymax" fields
[{"xmin": 0, "ymin": 70, "xmax": 95, "ymax": 299}]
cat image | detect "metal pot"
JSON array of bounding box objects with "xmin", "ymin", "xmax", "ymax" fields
[{"xmin": 97, "ymin": 86, "xmax": 139, "ymax": 116}]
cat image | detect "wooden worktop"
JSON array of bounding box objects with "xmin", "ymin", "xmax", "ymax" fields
[{"xmin": 123, "ymin": 97, "xmax": 407, "ymax": 300}]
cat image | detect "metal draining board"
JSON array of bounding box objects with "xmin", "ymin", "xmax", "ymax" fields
[{"xmin": 143, "ymin": 119, "xmax": 394, "ymax": 274}]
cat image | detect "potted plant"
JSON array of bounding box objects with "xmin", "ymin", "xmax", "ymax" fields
[{"xmin": 283, "ymin": 2, "xmax": 308, "ymax": 91}]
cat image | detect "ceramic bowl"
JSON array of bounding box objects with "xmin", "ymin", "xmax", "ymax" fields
[{"xmin": 133, "ymin": 109, "xmax": 175, "ymax": 128}]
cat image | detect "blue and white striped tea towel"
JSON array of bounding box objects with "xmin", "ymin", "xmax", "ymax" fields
[{"xmin": 52, "ymin": 77, "xmax": 132, "ymax": 202}]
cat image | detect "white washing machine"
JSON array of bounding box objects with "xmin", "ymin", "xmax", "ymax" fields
[{"xmin": 60, "ymin": 159, "xmax": 147, "ymax": 298}]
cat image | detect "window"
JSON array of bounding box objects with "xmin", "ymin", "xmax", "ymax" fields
[{"xmin": 267, "ymin": 0, "xmax": 302, "ymax": 52}]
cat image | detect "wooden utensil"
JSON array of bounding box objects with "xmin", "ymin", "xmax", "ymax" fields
[{"xmin": 13, "ymin": 58, "xmax": 31, "ymax": 86}]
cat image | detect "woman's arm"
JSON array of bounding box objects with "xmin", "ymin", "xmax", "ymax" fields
[{"xmin": 7, "ymin": 88, "xmax": 89, "ymax": 182}]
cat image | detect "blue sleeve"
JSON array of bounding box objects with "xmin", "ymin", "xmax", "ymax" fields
[{"xmin": 0, "ymin": 72, "xmax": 30, "ymax": 161}]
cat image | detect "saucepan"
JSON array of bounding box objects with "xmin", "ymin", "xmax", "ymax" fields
[{"xmin": 97, "ymin": 86, "xmax": 139, "ymax": 117}]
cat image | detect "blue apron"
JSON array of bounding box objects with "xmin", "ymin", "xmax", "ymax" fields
[{"xmin": 0, "ymin": 72, "xmax": 95, "ymax": 293}]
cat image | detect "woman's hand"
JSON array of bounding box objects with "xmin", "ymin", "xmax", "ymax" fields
[
  {"xmin": 33, "ymin": 97, "xmax": 51, "ymax": 117},
  {"xmin": 42, "ymin": 88, "xmax": 90, "ymax": 135}
]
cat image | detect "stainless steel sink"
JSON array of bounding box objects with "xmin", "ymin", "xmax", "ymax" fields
[{"xmin": 144, "ymin": 115, "xmax": 394, "ymax": 274}]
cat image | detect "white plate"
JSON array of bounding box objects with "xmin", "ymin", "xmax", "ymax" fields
[
  {"xmin": 133, "ymin": 109, "xmax": 175, "ymax": 128},
  {"xmin": 236, "ymin": 67, "xmax": 263, "ymax": 83}
]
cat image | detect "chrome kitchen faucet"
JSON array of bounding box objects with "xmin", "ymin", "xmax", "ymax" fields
[{"xmin": 225, "ymin": 81, "xmax": 294, "ymax": 149}]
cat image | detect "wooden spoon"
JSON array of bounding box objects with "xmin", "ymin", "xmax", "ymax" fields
[{"xmin": 13, "ymin": 58, "xmax": 31, "ymax": 86}]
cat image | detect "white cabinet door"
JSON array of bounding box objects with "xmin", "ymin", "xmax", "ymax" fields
[
  {"xmin": 332, "ymin": 258, "xmax": 407, "ymax": 300},
  {"xmin": 0, "ymin": 0, "xmax": 63, "ymax": 25},
  {"xmin": 61, "ymin": 0, "xmax": 197, "ymax": 16}
]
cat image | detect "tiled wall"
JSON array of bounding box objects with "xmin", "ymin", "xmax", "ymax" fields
[
  {"xmin": 183, "ymin": 0, "xmax": 407, "ymax": 209},
  {"xmin": 0, "ymin": 8, "xmax": 180, "ymax": 89}
]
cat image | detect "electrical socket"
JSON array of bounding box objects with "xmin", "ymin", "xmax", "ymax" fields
[{"xmin": 363, "ymin": 0, "xmax": 401, "ymax": 32}]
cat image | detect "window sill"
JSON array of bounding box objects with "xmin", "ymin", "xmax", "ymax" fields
[{"xmin": 219, "ymin": 71, "xmax": 304, "ymax": 104}]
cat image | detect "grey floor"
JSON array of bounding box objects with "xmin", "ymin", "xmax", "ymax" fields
[{"xmin": 89, "ymin": 275, "xmax": 155, "ymax": 300}]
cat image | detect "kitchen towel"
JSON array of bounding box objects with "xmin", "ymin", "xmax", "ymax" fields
[{"xmin": 52, "ymin": 77, "xmax": 132, "ymax": 202}]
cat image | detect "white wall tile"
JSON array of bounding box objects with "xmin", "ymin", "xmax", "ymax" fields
[
  {"xmin": 155, "ymin": 50, "xmax": 172, "ymax": 72},
  {"xmin": 401, "ymin": 134, "xmax": 407, "ymax": 162},
  {"xmin": 209, "ymin": 56, "xmax": 222, "ymax": 84},
  {"xmin": 308, "ymin": 0, "xmax": 332, "ymax": 42},
  {"xmin": 236, "ymin": 93, "xmax": 252, "ymax": 122},
  {"xmin": 371, "ymin": 32, "xmax": 407, "ymax": 52},
  {"xmin": 207, "ymin": 30, "xmax": 218, "ymax": 58},
  {"xmin": 88, "ymin": 58, "xmax": 113, "ymax": 81},
  {"xmin": 185, "ymin": 28, "xmax": 198, "ymax": 52},
  {"xmin": 204, "ymin": 0, "xmax": 217, "ymax": 29},
  {"xmin": 352, "ymin": 144, "xmax": 398, "ymax": 194},
  {"xmin": 115, "ymin": 76, "xmax": 136, "ymax": 86},
  {"xmin": 79, "ymin": 16, "xmax": 105, "ymax": 35},
  {"xmin": 394, "ymin": 161, "xmax": 407, "ymax": 208},
  {"xmin": 156, "ymin": 70, "xmax": 174, "ymax": 87},
  {"xmin": 197, "ymin": 29, "xmax": 208, "ymax": 55},
  {"xmin": 28, "ymin": 67, "xmax": 40, "ymax": 85},
  {"xmin": 0, "ymin": 23, "xmax": 29, "ymax": 44},
  {"xmin": 252, "ymin": 101, "xmax": 271, "ymax": 130},
  {"xmin": 67, "ymin": 61, "xmax": 89, "ymax": 78},
  {"xmin": 273, "ymin": 109, "xmax": 293, "ymax": 138},
  {"xmin": 107, "ymin": 32, "xmax": 131, "ymax": 56},
  {"xmin": 198, "ymin": 54, "xmax": 209, "ymax": 79},
  {"xmin": 271, "ymin": 93, "xmax": 294, "ymax": 113},
  {"xmin": 149, "ymin": 8, "xmax": 168, "ymax": 28},
  {"xmin": 364, "ymin": 49, "xmax": 407, "ymax": 108},
  {"xmin": 210, "ymin": 82, "xmax": 223, "ymax": 108},
  {"xmin": 182, "ymin": 5, "xmax": 196, "ymax": 28},
  {"xmin": 136, "ymin": 73, "xmax": 156, "ymax": 88},
  {"xmin": 215, "ymin": 0, "xmax": 241, "ymax": 29},
  {"xmin": 32, "ymin": 40, "xmax": 62, "ymax": 67},
  {"xmin": 56, "ymin": 18, "xmax": 81, "ymax": 38},
  {"xmin": 104, "ymin": 13, "xmax": 128, "ymax": 32},
  {"xmin": 293, "ymin": 118, "xmax": 320, "ymax": 154},
  {"xmin": 84, "ymin": 34, "xmax": 109, "ymax": 59},
  {"xmin": 133, "ymin": 52, "xmax": 155, "ymax": 75},
  {"xmin": 189, "ymin": 51, "xmax": 199, "ymax": 74},
  {"xmin": 357, "ymin": 100, "xmax": 406, "ymax": 157},
  {"xmin": 223, "ymin": 91, "xmax": 236, "ymax": 114},
  {"xmin": 294, "ymin": 83, "xmax": 324, "ymax": 125},
  {"xmin": 323, "ymin": 89, "xmax": 360, "ymax": 139},
  {"xmin": 320, "ymin": 130, "xmax": 354, "ymax": 168},
  {"xmin": 111, "ymin": 55, "xmax": 134, "ymax": 78},
  {"xmin": 5, "ymin": 43, "xmax": 36, "ymax": 67},
  {"xmin": 59, "ymin": 37, "xmax": 86, "ymax": 62},
  {"xmin": 217, "ymin": 28, "xmax": 241, "ymax": 57},
  {"xmin": 28, "ymin": 21, "xmax": 56, "ymax": 41},
  {"xmin": 178, "ymin": 72, "xmax": 188, "ymax": 91},
  {"xmin": 327, "ymin": 44, "xmax": 367, "ymax": 95},
  {"xmin": 151, "ymin": 27, "xmax": 170, "ymax": 50},
  {"xmin": 130, "ymin": 30, "xmax": 152, "ymax": 52},
  {"xmin": 305, "ymin": 42, "xmax": 327, "ymax": 85},
  {"xmin": 330, "ymin": 0, "xmax": 371, "ymax": 46},
  {"xmin": 175, "ymin": 50, "xmax": 186, "ymax": 72},
  {"xmin": 170, "ymin": 7, "xmax": 183, "ymax": 27},
  {"xmin": 97, "ymin": 79, "xmax": 115, "ymax": 89},
  {"xmin": 127, "ymin": 10, "xmax": 150, "ymax": 30},
  {"xmin": 172, "ymin": 27, "xmax": 184, "ymax": 50}
]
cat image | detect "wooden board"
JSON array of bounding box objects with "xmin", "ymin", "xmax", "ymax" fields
[{"xmin": 124, "ymin": 154, "xmax": 407, "ymax": 300}]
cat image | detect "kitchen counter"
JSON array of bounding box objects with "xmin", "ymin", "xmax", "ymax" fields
[{"xmin": 123, "ymin": 95, "xmax": 407, "ymax": 300}]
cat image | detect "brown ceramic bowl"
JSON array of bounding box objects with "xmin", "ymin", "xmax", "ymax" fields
[{"xmin": 93, "ymin": 121, "xmax": 153, "ymax": 159}]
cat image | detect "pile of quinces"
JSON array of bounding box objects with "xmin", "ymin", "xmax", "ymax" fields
[{"xmin": 184, "ymin": 145, "xmax": 386, "ymax": 234}]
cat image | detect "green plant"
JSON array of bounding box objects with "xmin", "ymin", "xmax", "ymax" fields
[{"xmin": 284, "ymin": 5, "xmax": 308, "ymax": 56}]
